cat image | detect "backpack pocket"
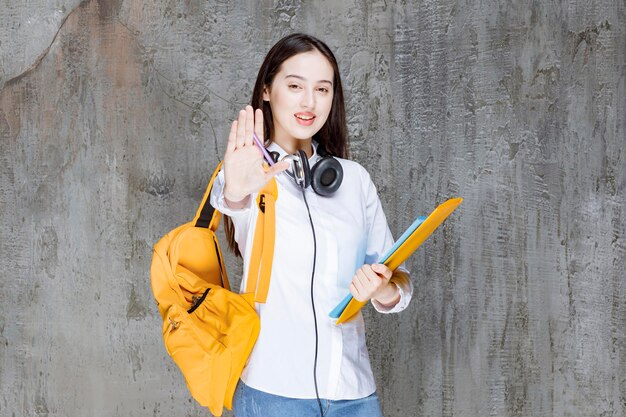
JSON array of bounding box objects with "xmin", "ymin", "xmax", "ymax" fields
[
  {"xmin": 163, "ymin": 297, "xmax": 231, "ymax": 416},
  {"xmin": 162, "ymin": 286, "xmax": 260, "ymax": 416}
]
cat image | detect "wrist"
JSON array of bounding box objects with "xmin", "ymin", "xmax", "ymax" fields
[
  {"xmin": 224, "ymin": 185, "xmax": 248, "ymax": 205},
  {"xmin": 373, "ymin": 281, "xmax": 400, "ymax": 307},
  {"xmin": 224, "ymin": 192, "xmax": 250, "ymax": 209}
]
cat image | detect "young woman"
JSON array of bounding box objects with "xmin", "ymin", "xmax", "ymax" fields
[{"xmin": 210, "ymin": 33, "xmax": 412, "ymax": 417}]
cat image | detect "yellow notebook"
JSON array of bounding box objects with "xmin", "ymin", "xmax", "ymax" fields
[{"xmin": 331, "ymin": 198, "xmax": 463, "ymax": 325}]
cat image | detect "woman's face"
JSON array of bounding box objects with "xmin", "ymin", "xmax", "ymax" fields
[{"xmin": 263, "ymin": 50, "xmax": 334, "ymax": 146}]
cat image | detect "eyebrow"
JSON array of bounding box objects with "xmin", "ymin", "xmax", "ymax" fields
[{"xmin": 284, "ymin": 74, "xmax": 333, "ymax": 85}]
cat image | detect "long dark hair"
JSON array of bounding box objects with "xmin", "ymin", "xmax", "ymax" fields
[{"xmin": 225, "ymin": 33, "xmax": 349, "ymax": 257}]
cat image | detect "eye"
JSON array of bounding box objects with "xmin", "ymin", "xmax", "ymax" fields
[
  {"xmin": 317, "ymin": 87, "xmax": 330, "ymax": 93},
  {"xmin": 288, "ymin": 84, "xmax": 301, "ymax": 90}
]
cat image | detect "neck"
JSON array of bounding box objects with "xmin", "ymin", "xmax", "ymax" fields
[{"xmin": 272, "ymin": 137, "xmax": 314, "ymax": 158}]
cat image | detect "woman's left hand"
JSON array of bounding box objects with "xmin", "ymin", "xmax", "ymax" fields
[{"xmin": 349, "ymin": 264, "xmax": 399, "ymax": 306}]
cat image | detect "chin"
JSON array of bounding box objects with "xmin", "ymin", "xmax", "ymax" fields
[{"xmin": 289, "ymin": 125, "xmax": 325, "ymax": 140}]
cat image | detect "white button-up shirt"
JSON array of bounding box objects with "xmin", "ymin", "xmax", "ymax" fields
[{"xmin": 210, "ymin": 141, "xmax": 412, "ymax": 400}]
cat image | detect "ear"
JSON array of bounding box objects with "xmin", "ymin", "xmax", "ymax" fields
[{"xmin": 262, "ymin": 86, "xmax": 270, "ymax": 102}]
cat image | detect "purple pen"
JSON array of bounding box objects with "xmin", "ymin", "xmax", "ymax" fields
[{"xmin": 253, "ymin": 133, "xmax": 275, "ymax": 166}]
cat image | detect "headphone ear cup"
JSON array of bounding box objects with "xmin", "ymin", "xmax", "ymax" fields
[
  {"xmin": 296, "ymin": 149, "xmax": 312, "ymax": 189},
  {"xmin": 310, "ymin": 156, "xmax": 343, "ymax": 196}
]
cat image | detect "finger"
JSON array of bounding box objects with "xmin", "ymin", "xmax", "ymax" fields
[
  {"xmin": 226, "ymin": 120, "xmax": 237, "ymax": 154},
  {"xmin": 264, "ymin": 160, "xmax": 291, "ymax": 179},
  {"xmin": 366, "ymin": 265, "xmax": 389, "ymax": 284},
  {"xmin": 354, "ymin": 275, "xmax": 371, "ymax": 301},
  {"xmin": 351, "ymin": 278, "xmax": 367, "ymax": 302},
  {"xmin": 244, "ymin": 105, "xmax": 254, "ymax": 147},
  {"xmin": 254, "ymin": 108, "xmax": 264, "ymax": 143},
  {"xmin": 356, "ymin": 267, "xmax": 374, "ymax": 286},
  {"xmin": 355, "ymin": 271, "xmax": 373, "ymax": 298},
  {"xmin": 371, "ymin": 263, "xmax": 393, "ymax": 280},
  {"xmin": 349, "ymin": 281, "xmax": 364, "ymax": 302},
  {"xmin": 236, "ymin": 109, "xmax": 246, "ymax": 149},
  {"xmin": 360, "ymin": 267, "xmax": 388, "ymax": 296}
]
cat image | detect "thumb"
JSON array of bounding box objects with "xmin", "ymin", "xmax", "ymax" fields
[
  {"xmin": 265, "ymin": 160, "xmax": 291, "ymax": 178},
  {"xmin": 372, "ymin": 263, "xmax": 392, "ymax": 278}
]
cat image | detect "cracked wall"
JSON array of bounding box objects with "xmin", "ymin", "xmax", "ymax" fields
[{"xmin": 0, "ymin": 0, "xmax": 625, "ymax": 416}]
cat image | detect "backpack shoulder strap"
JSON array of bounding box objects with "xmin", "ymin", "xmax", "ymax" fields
[
  {"xmin": 190, "ymin": 162, "xmax": 230, "ymax": 290},
  {"xmin": 246, "ymin": 177, "xmax": 277, "ymax": 303},
  {"xmin": 193, "ymin": 161, "xmax": 223, "ymax": 231},
  {"xmin": 191, "ymin": 161, "xmax": 277, "ymax": 301}
]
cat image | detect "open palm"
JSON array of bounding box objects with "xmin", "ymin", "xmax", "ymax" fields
[{"xmin": 223, "ymin": 106, "xmax": 289, "ymax": 203}]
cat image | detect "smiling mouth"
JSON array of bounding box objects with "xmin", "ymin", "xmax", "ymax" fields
[{"xmin": 295, "ymin": 114, "xmax": 315, "ymax": 121}]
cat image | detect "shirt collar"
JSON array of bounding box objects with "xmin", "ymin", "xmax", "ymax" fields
[{"xmin": 267, "ymin": 140, "xmax": 321, "ymax": 165}]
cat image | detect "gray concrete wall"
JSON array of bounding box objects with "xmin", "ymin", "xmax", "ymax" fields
[{"xmin": 0, "ymin": 0, "xmax": 624, "ymax": 416}]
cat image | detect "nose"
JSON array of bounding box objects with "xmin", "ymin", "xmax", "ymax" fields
[{"xmin": 300, "ymin": 87, "xmax": 315, "ymax": 109}]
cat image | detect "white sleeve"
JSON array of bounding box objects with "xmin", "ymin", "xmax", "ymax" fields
[
  {"xmin": 209, "ymin": 169, "xmax": 256, "ymax": 249},
  {"xmin": 361, "ymin": 168, "xmax": 413, "ymax": 314}
]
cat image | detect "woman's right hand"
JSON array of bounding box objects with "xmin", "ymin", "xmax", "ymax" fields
[{"xmin": 223, "ymin": 105, "xmax": 289, "ymax": 206}]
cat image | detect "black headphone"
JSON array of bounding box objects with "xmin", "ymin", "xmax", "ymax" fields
[{"xmin": 270, "ymin": 145, "xmax": 343, "ymax": 196}]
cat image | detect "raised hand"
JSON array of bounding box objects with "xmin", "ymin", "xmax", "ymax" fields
[{"xmin": 223, "ymin": 105, "xmax": 289, "ymax": 204}]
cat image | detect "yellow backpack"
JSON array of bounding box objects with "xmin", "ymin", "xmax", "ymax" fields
[{"xmin": 150, "ymin": 162, "xmax": 277, "ymax": 416}]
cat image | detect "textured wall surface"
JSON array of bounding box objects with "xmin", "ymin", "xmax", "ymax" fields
[{"xmin": 1, "ymin": 0, "xmax": 624, "ymax": 416}]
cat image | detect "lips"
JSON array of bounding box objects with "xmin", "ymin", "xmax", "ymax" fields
[{"xmin": 295, "ymin": 112, "xmax": 316, "ymax": 126}]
